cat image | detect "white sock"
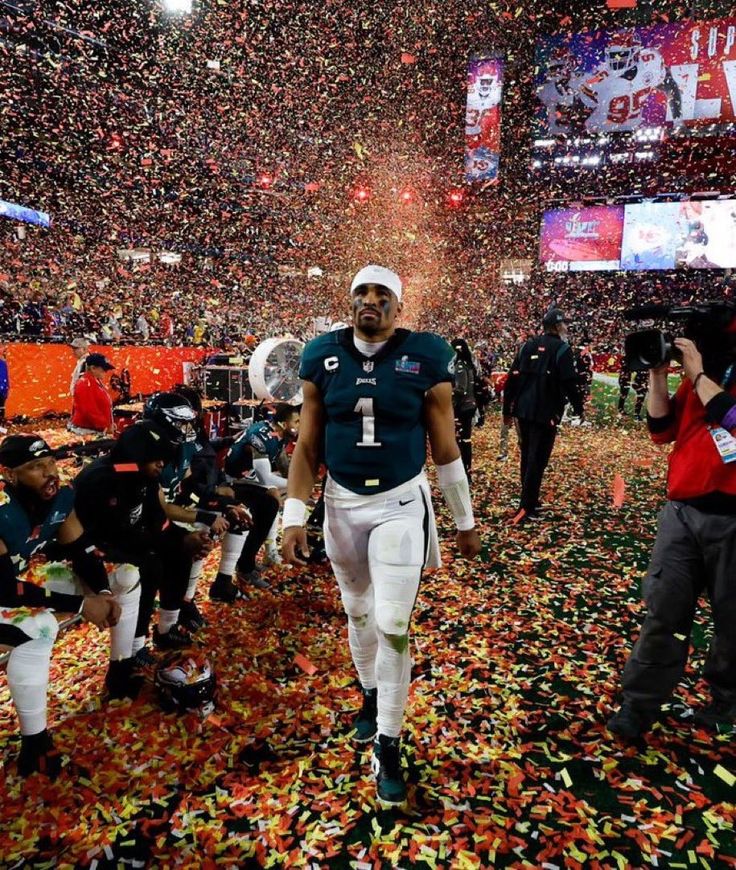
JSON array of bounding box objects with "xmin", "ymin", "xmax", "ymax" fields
[
  {"xmin": 108, "ymin": 564, "xmax": 141, "ymax": 661},
  {"xmin": 218, "ymin": 532, "xmax": 246, "ymax": 577},
  {"xmin": 347, "ymin": 611, "xmax": 379, "ymax": 690},
  {"xmin": 132, "ymin": 636, "xmax": 146, "ymax": 655},
  {"xmin": 265, "ymin": 516, "xmax": 279, "ymax": 548},
  {"xmin": 186, "ymin": 560, "xmax": 204, "ymax": 600},
  {"xmin": 6, "ymin": 630, "xmax": 57, "ymax": 736},
  {"xmin": 375, "ymin": 634, "xmax": 412, "ymax": 739},
  {"xmin": 158, "ymin": 609, "xmax": 179, "ymax": 634}
]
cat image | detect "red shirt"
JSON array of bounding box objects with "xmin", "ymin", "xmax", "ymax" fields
[
  {"xmin": 652, "ymin": 379, "xmax": 736, "ymax": 501},
  {"xmin": 72, "ymin": 372, "xmax": 112, "ymax": 432}
]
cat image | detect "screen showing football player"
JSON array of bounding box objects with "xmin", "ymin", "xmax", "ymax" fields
[
  {"xmin": 466, "ymin": 62, "xmax": 502, "ymax": 152},
  {"xmin": 536, "ymin": 48, "xmax": 587, "ymax": 135},
  {"xmin": 282, "ymin": 264, "xmax": 482, "ymax": 807},
  {"xmin": 0, "ymin": 435, "xmax": 138, "ymax": 778},
  {"xmin": 578, "ymin": 31, "xmax": 681, "ymax": 132}
]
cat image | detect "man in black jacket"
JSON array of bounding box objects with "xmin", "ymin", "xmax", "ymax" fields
[
  {"xmin": 73, "ymin": 421, "xmax": 215, "ymax": 663},
  {"xmin": 503, "ymin": 309, "xmax": 584, "ymax": 524}
]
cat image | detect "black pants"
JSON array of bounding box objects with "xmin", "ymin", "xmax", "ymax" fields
[
  {"xmin": 621, "ymin": 501, "xmax": 736, "ymax": 711},
  {"xmin": 107, "ymin": 526, "xmax": 193, "ymax": 639},
  {"xmin": 233, "ymin": 483, "xmax": 280, "ymax": 572},
  {"xmin": 517, "ymin": 418, "xmax": 557, "ymax": 513},
  {"xmin": 0, "ymin": 622, "xmax": 34, "ymax": 649},
  {"xmin": 0, "ymin": 391, "xmax": 6, "ymax": 421},
  {"xmin": 454, "ymin": 409, "xmax": 475, "ymax": 478},
  {"xmin": 618, "ymin": 371, "xmax": 648, "ymax": 417}
]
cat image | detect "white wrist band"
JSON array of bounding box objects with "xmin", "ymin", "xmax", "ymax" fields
[
  {"xmin": 283, "ymin": 498, "xmax": 308, "ymax": 528},
  {"xmin": 437, "ymin": 457, "xmax": 475, "ymax": 531}
]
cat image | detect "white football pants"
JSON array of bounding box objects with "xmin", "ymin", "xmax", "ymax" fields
[{"xmin": 324, "ymin": 474, "xmax": 429, "ymax": 739}]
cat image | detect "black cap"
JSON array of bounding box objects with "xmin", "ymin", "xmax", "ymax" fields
[
  {"xmin": 0, "ymin": 434, "xmax": 53, "ymax": 468},
  {"xmin": 85, "ymin": 352, "xmax": 114, "ymax": 371},
  {"xmin": 543, "ymin": 308, "xmax": 567, "ymax": 329},
  {"xmin": 111, "ymin": 421, "xmax": 175, "ymax": 466}
]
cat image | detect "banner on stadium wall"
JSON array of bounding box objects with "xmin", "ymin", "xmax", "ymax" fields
[
  {"xmin": 0, "ymin": 199, "xmax": 50, "ymax": 228},
  {"xmin": 534, "ymin": 18, "xmax": 736, "ymax": 136},
  {"xmin": 465, "ymin": 55, "xmax": 504, "ymax": 183},
  {"xmin": 1, "ymin": 344, "xmax": 208, "ymax": 418},
  {"xmin": 540, "ymin": 206, "xmax": 625, "ymax": 271}
]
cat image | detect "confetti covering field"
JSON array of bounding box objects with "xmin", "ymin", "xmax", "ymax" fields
[{"xmin": 1, "ymin": 418, "xmax": 734, "ymax": 868}]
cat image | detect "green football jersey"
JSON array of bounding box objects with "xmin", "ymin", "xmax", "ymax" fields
[{"xmin": 299, "ymin": 327, "xmax": 455, "ymax": 494}]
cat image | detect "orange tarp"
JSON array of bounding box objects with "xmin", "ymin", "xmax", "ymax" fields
[{"xmin": 2, "ymin": 343, "xmax": 208, "ymax": 418}]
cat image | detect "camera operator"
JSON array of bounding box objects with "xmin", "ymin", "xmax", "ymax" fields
[{"xmin": 608, "ymin": 320, "xmax": 736, "ymax": 738}]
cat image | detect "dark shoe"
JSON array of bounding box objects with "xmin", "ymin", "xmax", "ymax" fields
[
  {"xmin": 18, "ymin": 730, "xmax": 62, "ymax": 780},
  {"xmin": 179, "ymin": 599, "xmax": 206, "ymax": 632},
  {"xmin": 133, "ymin": 646, "xmax": 158, "ymax": 669},
  {"xmin": 209, "ymin": 577, "xmax": 246, "ymax": 603},
  {"xmin": 371, "ymin": 734, "xmax": 407, "ymax": 806},
  {"xmin": 692, "ymin": 697, "xmax": 736, "ymax": 730},
  {"xmin": 351, "ymin": 687, "xmax": 378, "ymax": 744},
  {"xmin": 153, "ymin": 624, "xmax": 193, "ymax": 651},
  {"xmin": 236, "ymin": 567, "xmax": 271, "ymax": 590},
  {"xmin": 510, "ymin": 508, "xmax": 541, "ymax": 526},
  {"xmin": 607, "ymin": 703, "xmax": 657, "ymax": 739},
  {"xmin": 105, "ymin": 657, "xmax": 144, "ymax": 700}
]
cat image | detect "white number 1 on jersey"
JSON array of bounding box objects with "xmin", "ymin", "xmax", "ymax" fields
[{"xmin": 354, "ymin": 397, "xmax": 382, "ymax": 447}]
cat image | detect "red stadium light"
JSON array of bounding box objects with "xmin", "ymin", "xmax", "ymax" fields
[
  {"xmin": 353, "ymin": 187, "xmax": 371, "ymax": 203},
  {"xmin": 447, "ymin": 189, "xmax": 464, "ymax": 207},
  {"xmin": 258, "ymin": 173, "xmax": 274, "ymax": 188},
  {"xmin": 399, "ymin": 189, "xmax": 413, "ymax": 203}
]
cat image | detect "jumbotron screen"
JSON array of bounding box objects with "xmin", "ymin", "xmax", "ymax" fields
[
  {"xmin": 540, "ymin": 199, "xmax": 736, "ymax": 272},
  {"xmin": 622, "ymin": 200, "xmax": 736, "ymax": 271},
  {"xmin": 540, "ymin": 206, "xmax": 625, "ymax": 272},
  {"xmin": 534, "ymin": 17, "xmax": 736, "ymax": 138}
]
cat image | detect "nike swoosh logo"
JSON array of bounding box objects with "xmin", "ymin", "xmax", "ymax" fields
[{"xmin": 399, "ymin": 498, "xmax": 415, "ymax": 506}]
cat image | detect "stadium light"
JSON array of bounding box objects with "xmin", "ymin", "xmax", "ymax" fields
[
  {"xmin": 447, "ymin": 189, "xmax": 464, "ymax": 207},
  {"xmin": 353, "ymin": 187, "xmax": 371, "ymax": 203},
  {"xmin": 398, "ymin": 189, "xmax": 413, "ymax": 203},
  {"xmin": 163, "ymin": 0, "xmax": 192, "ymax": 11},
  {"xmin": 257, "ymin": 173, "xmax": 274, "ymax": 188}
]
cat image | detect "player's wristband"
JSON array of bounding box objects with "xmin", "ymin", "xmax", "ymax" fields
[
  {"xmin": 437, "ymin": 457, "xmax": 475, "ymax": 532},
  {"xmin": 283, "ymin": 498, "xmax": 307, "ymax": 528}
]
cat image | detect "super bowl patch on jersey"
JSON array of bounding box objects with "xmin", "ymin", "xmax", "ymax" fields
[{"xmin": 395, "ymin": 356, "xmax": 421, "ymax": 374}]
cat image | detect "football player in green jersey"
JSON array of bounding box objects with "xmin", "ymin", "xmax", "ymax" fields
[{"xmin": 283, "ymin": 264, "xmax": 481, "ymax": 806}]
